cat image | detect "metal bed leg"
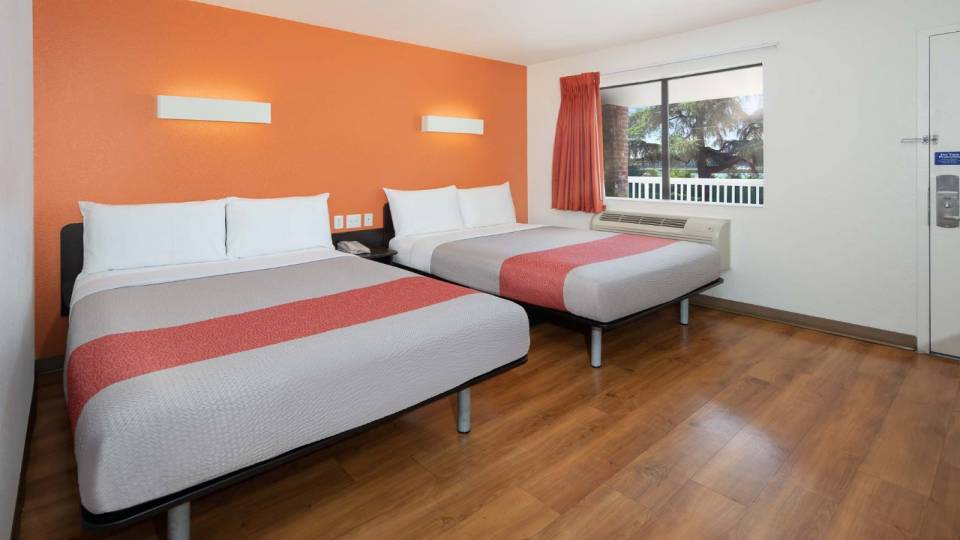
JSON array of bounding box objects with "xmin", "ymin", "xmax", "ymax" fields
[
  {"xmin": 167, "ymin": 501, "xmax": 190, "ymax": 540},
  {"xmin": 591, "ymin": 326, "xmax": 602, "ymax": 368},
  {"xmin": 680, "ymin": 298, "xmax": 690, "ymax": 326},
  {"xmin": 457, "ymin": 388, "xmax": 471, "ymax": 433}
]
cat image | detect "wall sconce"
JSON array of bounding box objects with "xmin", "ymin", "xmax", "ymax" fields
[
  {"xmin": 156, "ymin": 95, "xmax": 271, "ymax": 124},
  {"xmin": 421, "ymin": 115, "xmax": 483, "ymax": 135}
]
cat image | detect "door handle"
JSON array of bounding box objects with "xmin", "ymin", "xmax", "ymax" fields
[
  {"xmin": 901, "ymin": 137, "xmax": 923, "ymax": 143},
  {"xmin": 901, "ymin": 135, "xmax": 939, "ymax": 144},
  {"xmin": 900, "ymin": 135, "xmax": 940, "ymax": 144}
]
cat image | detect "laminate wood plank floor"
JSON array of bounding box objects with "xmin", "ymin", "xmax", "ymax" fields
[{"xmin": 15, "ymin": 307, "xmax": 960, "ymax": 539}]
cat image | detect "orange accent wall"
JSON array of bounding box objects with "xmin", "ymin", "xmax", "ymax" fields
[{"xmin": 34, "ymin": 0, "xmax": 527, "ymax": 359}]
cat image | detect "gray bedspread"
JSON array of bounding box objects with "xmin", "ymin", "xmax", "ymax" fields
[
  {"xmin": 429, "ymin": 227, "xmax": 722, "ymax": 323},
  {"xmin": 66, "ymin": 256, "xmax": 529, "ymax": 514}
]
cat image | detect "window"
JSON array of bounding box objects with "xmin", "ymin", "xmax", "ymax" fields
[{"xmin": 601, "ymin": 65, "xmax": 764, "ymax": 206}]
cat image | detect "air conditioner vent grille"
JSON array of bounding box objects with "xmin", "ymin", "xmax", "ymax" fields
[
  {"xmin": 599, "ymin": 212, "xmax": 687, "ymax": 228},
  {"xmin": 592, "ymin": 210, "xmax": 730, "ymax": 270},
  {"xmin": 661, "ymin": 218, "xmax": 688, "ymax": 228}
]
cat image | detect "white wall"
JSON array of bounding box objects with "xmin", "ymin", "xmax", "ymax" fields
[
  {"xmin": 528, "ymin": 0, "xmax": 960, "ymax": 336},
  {"xmin": 0, "ymin": 0, "xmax": 34, "ymax": 536}
]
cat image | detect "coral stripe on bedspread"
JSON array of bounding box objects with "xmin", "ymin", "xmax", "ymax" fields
[
  {"xmin": 67, "ymin": 276, "xmax": 474, "ymax": 429},
  {"xmin": 499, "ymin": 234, "xmax": 675, "ymax": 311}
]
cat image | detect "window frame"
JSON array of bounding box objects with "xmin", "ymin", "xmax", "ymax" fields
[{"xmin": 601, "ymin": 62, "xmax": 764, "ymax": 203}]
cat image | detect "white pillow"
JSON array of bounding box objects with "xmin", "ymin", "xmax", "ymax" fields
[
  {"xmin": 383, "ymin": 186, "xmax": 464, "ymax": 238},
  {"xmin": 80, "ymin": 199, "xmax": 228, "ymax": 273},
  {"xmin": 457, "ymin": 182, "xmax": 517, "ymax": 228},
  {"xmin": 226, "ymin": 194, "xmax": 332, "ymax": 258}
]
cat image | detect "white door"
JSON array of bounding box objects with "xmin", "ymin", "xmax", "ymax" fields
[{"xmin": 930, "ymin": 31, "xmax": 960, "ymax": 358}]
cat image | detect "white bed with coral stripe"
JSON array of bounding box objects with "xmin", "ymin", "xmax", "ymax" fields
[
  {"xmin": 65, "ymin": 248, "xmax": 529, "ymax": 530},
  {"xmin": 389, "ymin": 225, "xmax": 723, "ymax": 324}
]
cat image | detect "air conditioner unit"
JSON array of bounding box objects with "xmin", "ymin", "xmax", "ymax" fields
[{"xmin": 591, "ymin": 211, "xmax": 730, "ymax": 270}]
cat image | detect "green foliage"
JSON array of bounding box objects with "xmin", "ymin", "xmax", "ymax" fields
[
  {"xmin": 628, "ymin": 165, "xmax": 661, "ymax": 177},
  {"xmin": 626, "ymin": 95, "xmax": 763, "ymax": 179}
]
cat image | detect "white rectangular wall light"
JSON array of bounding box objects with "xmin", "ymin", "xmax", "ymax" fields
[
  {"xmin": 156, "ymin": 95, "xmax": 271, "ymax": 124},
  {"xmin": 421, "ymin": 115, "xmax": 483, "ymax": 135}
]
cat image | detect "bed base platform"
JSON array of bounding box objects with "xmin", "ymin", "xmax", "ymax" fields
[
  {"xmin": 80, "ymin": 356, "xmax": 526, "ymax": 539},
  {"xmin": 393, "ymin": 262, "xmax": 723, "ymax": 369},
  {"xmin": 516, "ymin": 278, "xmax": 722, "ymax": 368}
]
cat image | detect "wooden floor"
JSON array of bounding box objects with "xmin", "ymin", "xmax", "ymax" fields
[{"xmin": 16, "ymin": 307, "xmax": 960, "ymax": 539}]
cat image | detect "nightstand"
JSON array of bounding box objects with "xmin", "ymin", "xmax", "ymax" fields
[{"xmin": 353, "ymin": 246, "xmax": 397, "ymax": 264}]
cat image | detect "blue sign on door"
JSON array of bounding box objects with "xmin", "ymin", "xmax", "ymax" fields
[{"xmin": 935, "ymin": 152, "xmax": 960, "ymax": 165}]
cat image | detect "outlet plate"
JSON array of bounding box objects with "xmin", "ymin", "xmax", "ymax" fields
[
  {"xmin": 363, "ymin": 213, "xmax": 374, "ymax": 227},
  {"xmin": 333, "ymin": 215, "xmax": 344, "ymax": 229},
  {"xmin": 346, "ymin": 214, "xmax": 361, "ymax": 228}
]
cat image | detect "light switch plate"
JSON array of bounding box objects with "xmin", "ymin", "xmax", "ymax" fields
[
  {"xmin": 333, "ymin": 215, "xmax": 344, "ymax": 230},
  {"xmin": 363, "ymin": 213, "xmax": 374, "ymax": 227},
  {"xmin": 346, "ymin": 214, "xmax": 361, "ymax": 228}
]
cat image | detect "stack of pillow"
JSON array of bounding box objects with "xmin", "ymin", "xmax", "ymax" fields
[
  {"xmin": 79, "ymin": 194, "xmax": 333, "ymax": 274},
  {"xmin": 79, "ymin": 182, "xmax": 517, "ymax": 274},
  {"xmin": 383, "ymin": 182, "xmax": 517, "ymax": 239}
]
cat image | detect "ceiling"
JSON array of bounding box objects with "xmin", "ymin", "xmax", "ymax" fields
[{"xmin": 195, "ymin": 0, "xmax": 813, "ymax": 65}]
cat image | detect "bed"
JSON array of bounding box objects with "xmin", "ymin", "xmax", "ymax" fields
[
  {"xmin": 60, "ymin": 223, "xmax": 530, "ymax": 539},
  {"xmin": 384, "ymin": 204, "xmax": 723, "ymax": 368}
]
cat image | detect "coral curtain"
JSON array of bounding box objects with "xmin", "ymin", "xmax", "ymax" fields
[{"xmin": 551, "ymin": 72, "xmax": 605, "ymax": 212}]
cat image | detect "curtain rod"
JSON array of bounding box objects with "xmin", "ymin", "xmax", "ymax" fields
[{"xmin": 601, "ymin": 41, "xmax": 779, "ymax": 77}]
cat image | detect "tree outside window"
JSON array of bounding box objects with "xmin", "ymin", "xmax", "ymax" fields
[{"xmin": 601, "ymin": 65, "xmax": 764, "ymax": 206}]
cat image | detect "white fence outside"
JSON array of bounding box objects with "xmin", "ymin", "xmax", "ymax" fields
[{"xmin": 625, "ymin": 177, "xmax": 764, "ymax": 207}]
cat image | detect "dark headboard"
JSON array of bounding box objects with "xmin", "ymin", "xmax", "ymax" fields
[
  {"xmin": 383, "ymin": 203, "xmax": 395, "ymax": 243},
  {"xmin": 60, "ymin": 223, "xmax": 84, "ymax": 316}
]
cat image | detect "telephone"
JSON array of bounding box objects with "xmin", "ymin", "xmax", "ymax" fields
[{"xmin": 336, "ymin": 240, "xmax": 372, "ymax": 255}]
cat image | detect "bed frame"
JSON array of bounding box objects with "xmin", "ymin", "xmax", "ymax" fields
[
  {"xmin": 59, "ymin": 223, "xmax": 527, "ymax": 539},
  {"xmin": 382, "ymin": 204, "xmax": 724, "ymax": 368}
]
